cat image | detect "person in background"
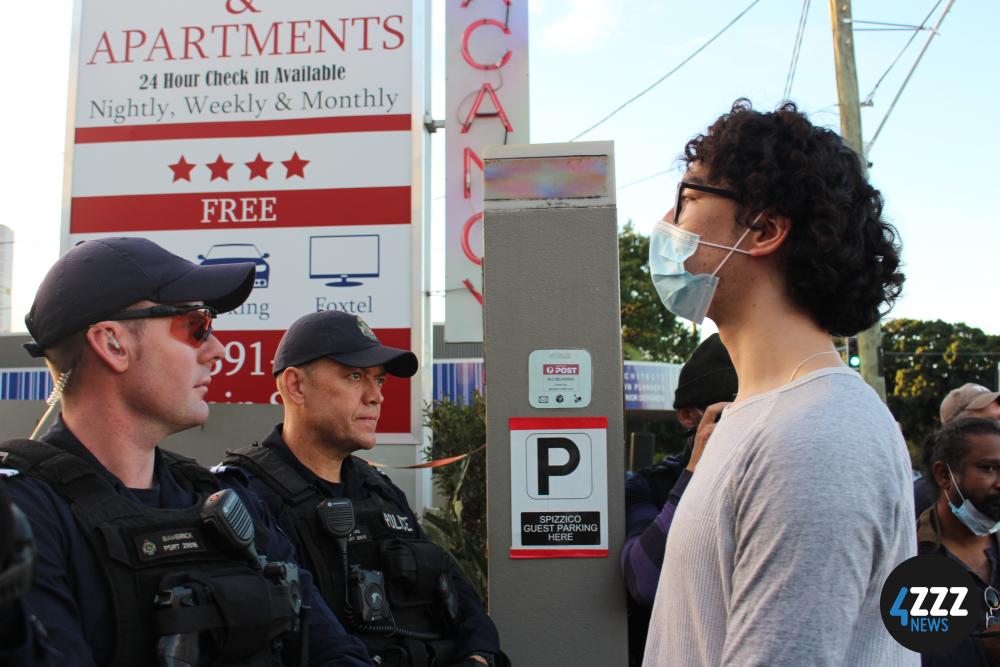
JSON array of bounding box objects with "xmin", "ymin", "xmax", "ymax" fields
[
  {"xmin": 621, "ymin": 333, "xmax": 736, "ymax": 665},
  {"xmin": 917, "ymin": 417, "xmax": 1000, "ymax": 666},
  {"xmin": 914, "ymin": 383, "xmax": 1000, "ymax": 516}
]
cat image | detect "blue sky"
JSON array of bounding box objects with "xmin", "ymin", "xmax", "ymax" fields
[{"xmin": 2, "ymin": 1, "xmax": 997, "ymax": 336}]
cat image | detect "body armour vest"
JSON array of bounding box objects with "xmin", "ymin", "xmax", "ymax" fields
[
  {"xmin": 224, "ymin": 445, "xmax": 461, "ymax": 664},
  {"xmin": 0, "ymin": 439, "xmax": 301, "ymax": 667}
]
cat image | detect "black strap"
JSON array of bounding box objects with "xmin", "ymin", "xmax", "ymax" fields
[
  {"xmin": 224, "ymin": 446, "xmax": 317, "ymax": 506},
  {"xmin": 153, "ymin": 605, "xmax": 226, "ymax": 635},
  {"xmin": 160, "ymin": 449, "xmax": 222, "ymax": 495}
]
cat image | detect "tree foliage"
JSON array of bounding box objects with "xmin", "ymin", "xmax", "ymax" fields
[
  {"xmin": 421, "ymin": 393, "xmax": 488, "ymax": 601},
  {"xmin": 883, "ymin": 318, "xmax": 1000, "ymax": 453},
  {"xmin": 619, "ymin": 221, "xmax": 699, "ymax": 362}
]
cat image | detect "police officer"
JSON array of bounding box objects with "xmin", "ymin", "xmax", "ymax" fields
[
  {"xmin": 223, "ymin": 311, "xmax": 505, "ymax": 667},
  {"xmin": 0, "ymin": 238, "xmax": 370, "ymax": 666}
]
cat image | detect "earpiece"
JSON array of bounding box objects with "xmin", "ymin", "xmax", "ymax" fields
[{"xmin": 108, "ymin": 335, "xmax": 123, "ymax": 352}]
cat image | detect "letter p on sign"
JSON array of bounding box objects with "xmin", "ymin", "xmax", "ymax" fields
[{"xmin": 527, "ymin": 433, "xmax": 592, "ymax": 499}]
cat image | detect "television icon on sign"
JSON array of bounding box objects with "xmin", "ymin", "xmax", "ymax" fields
[{"xmin": 309, "ymin": 234, "xmax": 380, "ymax": 287}]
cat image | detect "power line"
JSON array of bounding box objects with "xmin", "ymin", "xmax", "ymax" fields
[
  {"xmin": 865, "ymin": 0, "xmax": 956, "ymax": 154},
  {"xmin": 782, "ymin": 0, "xmax": 812, "ymax": 101},
  {"xmin": 568, "ymin": 0, "xmax": 763, "ymax": 142},
  {"xmin": 618, "ymin": 169, "xmax": 673, "ymax": 192},
  {"xmin": 861, "ymin": 0, "xmax": 942, "ymax": 107}
]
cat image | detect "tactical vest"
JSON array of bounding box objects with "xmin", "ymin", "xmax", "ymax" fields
[
  {"xmin": 0, "ymin": 439, "xmax": 300, "ymax": 667},
  {"xmin": 224, "ymin": 445, "xmax": 460, "ymax": 665}
]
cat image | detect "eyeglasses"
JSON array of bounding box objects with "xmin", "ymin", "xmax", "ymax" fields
[
  {"xmin": 673, "ymin": 181, "xmax": 739, "ymax": 223},
  {"xmin": 106, "ymin": 305, "xmax": 218, "ymax": 348},
  {"xmin": 986, "ymin": 585, "xmax": 1000, "ymax": 627}
]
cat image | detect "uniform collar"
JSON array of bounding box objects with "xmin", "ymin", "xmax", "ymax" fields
[
  {"xmin": 261, "ymin": 423, "xmax": 357, "ymax": 496},
  {"xmin": 39, "ymin": 414, "xmax": 189, "ymax": 505}
]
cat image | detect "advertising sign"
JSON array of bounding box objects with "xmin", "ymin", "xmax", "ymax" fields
[
  {"xmin": 509, "ymin": 416, "xmax": 609, "ymax": 559},
  {"xmin": 64, "ymin": 0, "xmax": 422, "ymax": 440},
  {"xmin": 444, "ymin": 1, "xmax": 529, "ymax": 342}
]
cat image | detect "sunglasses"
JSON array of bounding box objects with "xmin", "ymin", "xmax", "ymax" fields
[
  {"xmin": 986, "ymin": 585, "xmax": 1000, "ymax": 627},
  {"xmin": 106, "ymin": 305, "xmax": 218, "ymax": 348},
  {"xmin": 673, "ymin": 181, "xmax": 739, "ymax": 223}
]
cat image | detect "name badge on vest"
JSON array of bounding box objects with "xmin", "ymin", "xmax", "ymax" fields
[
  {"xmin": 382, "ymin": 512, "xmax": 414, "ymax": 534},
  {"xmin": 134, "ymin": 527, "xmax": 210, "ymax": 562}
]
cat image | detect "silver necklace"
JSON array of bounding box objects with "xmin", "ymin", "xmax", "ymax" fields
[{"xmin": 788, "ymin": 350, "xmax": 841, "ymax": 383}]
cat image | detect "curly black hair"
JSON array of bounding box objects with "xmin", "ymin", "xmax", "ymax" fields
[
  {"xmin": 682, "ymin": 99, "xmax": 905, "ymax": 336},
  {"xmin": 921, "ymin": 417, "xmax": 1000, "ymax": 492}
]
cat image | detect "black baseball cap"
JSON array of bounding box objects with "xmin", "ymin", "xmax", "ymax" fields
[
  {"xmin": 673, "ymin": 334, "xmax": 738, "ymax": 409},
  {"xmin": 24, "ymin": 237, "xmax": 255, "ymax": 357},
  {"xmin": 273, "ymin": 311, "xmax": 418, "ymax": 378}
]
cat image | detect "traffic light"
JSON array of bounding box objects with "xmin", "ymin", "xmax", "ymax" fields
[{"xmin": 848, "ymin": 337, "xmax": 861, "ymax": 368}]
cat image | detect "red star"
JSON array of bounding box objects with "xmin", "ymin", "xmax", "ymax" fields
[
  {"xmin": 282, "ymin": 151, "xmax": 309, "ymax": 179},
  {"xmin": 168, "ymin": 156, "xmax": 195, "ymax": 182},
  {"xmin": 245, "ymin": 153, "xmax": 273, "ymax": 180},
  {"xmin": 207, "ymin": 154, "xmax": 234, "ymax": 181}
]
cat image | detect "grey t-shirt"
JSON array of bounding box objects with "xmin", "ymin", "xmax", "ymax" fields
[{"xmin": 642, "ymin": 367, "xmax": 918, "ymax": 666}]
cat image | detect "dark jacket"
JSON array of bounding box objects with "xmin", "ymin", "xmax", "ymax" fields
[
  {"xmin": 917, "ymin": 506, "xmax": 998, "ymax": 667},
  {"xmin": 227, "ymin": 425, "xmax": 502, "ymax": 666},
  {"xmin": 0, "ymin": 417, "xmax": 370, "ymax": 667}
]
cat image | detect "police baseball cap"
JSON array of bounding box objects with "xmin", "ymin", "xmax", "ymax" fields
[
  {"xmin": 273, "ymin": 311, "xmax": 418, "ymax": 378},
  {"xmin": 673, "ymin": 333, "xmax": 738, "ymax": 410},
  {"xmin": 24, "ymin": 237, "xmax": 256, "ymax": 357},
  {"xmin": 940, "ymin": 383, "xmax": 1000, "ymax": 424}
]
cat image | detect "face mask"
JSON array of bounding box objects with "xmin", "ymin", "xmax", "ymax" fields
[
  {"xmin": 947, "ymin": 466, "xmax": 1000, "ymax": 536},
  {"xmin": 648, "ymin": 216, "xmax": 757, "ymax": 324}
]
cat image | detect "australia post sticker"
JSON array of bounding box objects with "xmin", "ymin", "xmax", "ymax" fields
[{"xmin": 134, "ymin": 526, "xmax": 209, "ymax": 562}]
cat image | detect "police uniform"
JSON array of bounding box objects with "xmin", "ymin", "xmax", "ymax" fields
[
  {"xmin": 224, "ymin": 426, "xmax": 502, "ymax": 667},
  {"xmin": 6, "ymin": 237, "xmax": 371, "ymax": 666},
  {"xmin": 0, "ymin": 419, "xmax": 370, "ymax": 666}
]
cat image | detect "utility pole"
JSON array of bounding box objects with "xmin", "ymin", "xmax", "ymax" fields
[{"xmin": 828, "ymin": 0, "xmax": 887, "ymax": 401}]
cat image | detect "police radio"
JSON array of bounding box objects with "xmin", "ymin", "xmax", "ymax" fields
[
  {"xmin": 155, "ymin": 490, "xmax": 307, "ymax": 667},
  {"xmin": 317, "ymin": 498, "xmax": 442, "ymax": 640}
]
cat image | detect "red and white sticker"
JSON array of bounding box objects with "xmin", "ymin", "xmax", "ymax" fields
[{"xmin": 529, "ymin": 349, "xmax": 592, "ymax": 409}]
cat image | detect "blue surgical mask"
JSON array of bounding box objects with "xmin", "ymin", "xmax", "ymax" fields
[
  {"xmin": 947, "ymin": 466, "xmax": 1000, "ymax": 536},
  {"xmin": 648, "ymin": 217, "xmax": 756, "ymax": 324}
]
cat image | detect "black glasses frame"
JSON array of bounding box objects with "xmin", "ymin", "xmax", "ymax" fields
[
  {"xmin": 107, "ymin": 304, "xmax": 218, "ymax": 322},
  {"xmin": 674, "ymin": 181, "xmax": 740, "ymax": 223}
]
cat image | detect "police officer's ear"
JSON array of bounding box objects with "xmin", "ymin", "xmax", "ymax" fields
[
  {"xmin": 278, "ymin": 366, "xmax": 309, "ymax": 406},
  {"xmin": 85, "ymin": 324, "xmax": 130, "ymax": 373}
]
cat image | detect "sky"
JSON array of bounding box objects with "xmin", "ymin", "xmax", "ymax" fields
[{"xmin": 1, "ymin": 0, "xmax": 997, "ymax": 337}]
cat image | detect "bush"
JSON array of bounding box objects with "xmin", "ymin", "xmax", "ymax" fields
[{"xmin": 421, "ymin": 392, "xmax": 488, "ymax": 601}]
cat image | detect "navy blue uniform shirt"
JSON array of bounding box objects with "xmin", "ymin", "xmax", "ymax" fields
[
  {"xmin": 239, "ymin": 425, "xmax": 502, "ymax": 661},
  {"xmin": 2, "ymin": 417, "xmax": 370, "ymax": 667}
]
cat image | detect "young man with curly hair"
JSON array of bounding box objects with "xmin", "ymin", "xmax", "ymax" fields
[{"xmin": 642, "ymin": 100, "xmax": 917, "ymax": 666}]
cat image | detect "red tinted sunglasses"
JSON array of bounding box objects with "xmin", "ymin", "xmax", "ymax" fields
[{"xmin": 107, "ymin": 304, "xmax": 217, "ymax": 348}]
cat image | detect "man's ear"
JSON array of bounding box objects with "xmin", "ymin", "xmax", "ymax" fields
[
  {"xmin": 85, "ymin": 325, "xmax": 130, "ymax": 373},
  {"xmin": 279, "ymin": 367, "xmax": 308, "ymax": 406},
  {"xmin": 746, "ymin": 211, "xmax": 792, "ymax": 257},
  {"xmin": 931, "ymin": 461, "xmax": 953, "ymax": 495}
]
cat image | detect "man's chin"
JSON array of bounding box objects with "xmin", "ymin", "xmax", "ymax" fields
[{"xmin": 978, "ymin": 498, "xmax": 1000, "ymax": 522}]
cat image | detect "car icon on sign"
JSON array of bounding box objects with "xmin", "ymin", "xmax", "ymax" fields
[{"xmin": 197, "ymin": 243, "xmax": 271, "ymax": 288}]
